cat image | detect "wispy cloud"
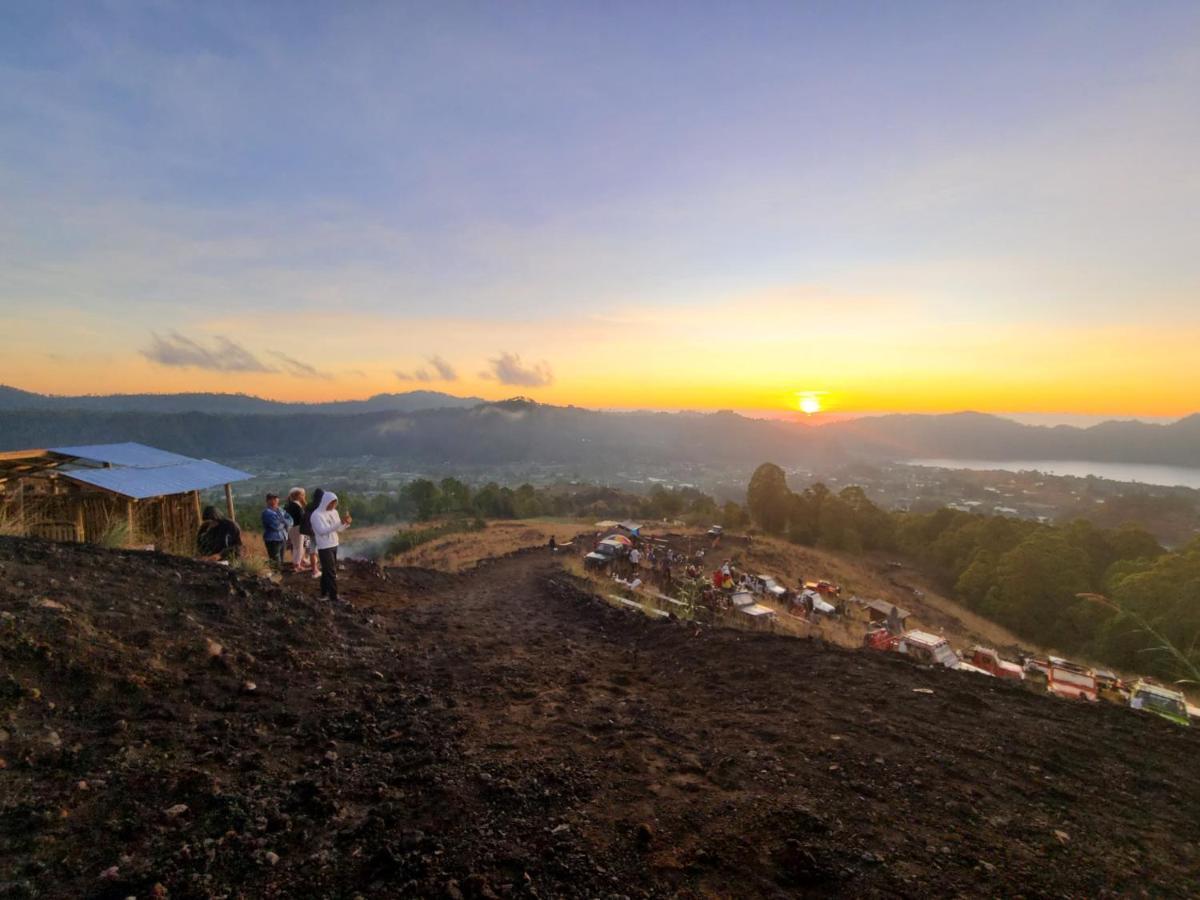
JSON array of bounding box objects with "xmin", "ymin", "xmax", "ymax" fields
[
  {"xmin": 481, "ymin": 352, "xmax": 554, "ymax": 387},
  {"xmin": 142, "ymin": 332, "xmax": 273, "ymax": 373},
  {"xmin": 427, "ymin": 354, "xmax": 458, "ymax": 381},
  {"xmin": 396, "ymin": 354, "xmax": 458, "ymax": 383},
  {"xmin": 269, "ymin": 351, "xmax": 334, "ymax": 380}
]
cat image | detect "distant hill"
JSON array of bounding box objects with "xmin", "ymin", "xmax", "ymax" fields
[
  {"xmin": 0, "ymin": 385, "xmax": 482, "ymax": 415},
  {"xmin": 0, "ymin": 393, "xmax": 1197, "ymax": 468},
  {"xmin": 815, "ymin": 410, "xmax": 1200, "ymax": 466}
]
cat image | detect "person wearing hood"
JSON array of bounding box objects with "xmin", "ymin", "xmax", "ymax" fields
[{"xmin": 310, "ymin": 491, "xmax": 352, "ymax": 602}]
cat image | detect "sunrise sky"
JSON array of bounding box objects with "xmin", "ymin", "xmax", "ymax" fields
[{"xmin": 2, "ymin": 2, "xmax": 1199, "ymax": 420}]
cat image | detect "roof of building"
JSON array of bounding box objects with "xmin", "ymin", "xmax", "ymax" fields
[
  {"xmin": 50, "ymin": 442, "xmax": 196, "ymax": 468},
  {"xmin": 858, "ymin": 597, "xmax": 912, "ymax": 619},
  {"xmin": 62, "ymin": 459, "xmax": 253, "ymax": 500}
]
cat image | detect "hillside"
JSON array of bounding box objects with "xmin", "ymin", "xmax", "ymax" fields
[
  {"xmin": 2, "ymin": 393, "xmax": 1198, "ymax": 468},
  {"xmin": 2, "ymin": 536, "xmax": 1198, "ymax": 898},
  {"xmin": 0, "ymin": 385, "xmax": 481, "ymax": 416}
]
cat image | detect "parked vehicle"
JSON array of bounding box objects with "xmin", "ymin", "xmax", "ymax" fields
[
  {"xmin": 863, "ymin": 626, "xmax": 899, "ymax": 652},
  {"xmin": 896, "ymin": 631, "xmax": 992, "ymax": 676},
  {"xmin": 584, "ymin": 538, "xmax": 627, "ymax": 570},
  {"xmin": 967, "ymin": 646, "xmax": 1025, "ymax": 681},
  {"xmin": 706, "ymin": 525, "xmax": 724, "ymax": 538},
  {"xmin": 744, "ymin": 573, "xmax": 787, "ymax": 601},
  {"xmin": 1129, "ymin": 680, "xmax": 1190, "ymax": 727},
  {"xmin": 1045, "ymin": 657, "xmax": 1098, "ymax": 702},
  {"xmin": 804, "ymin": 580, "xmax": 841, "ymax": 597}
]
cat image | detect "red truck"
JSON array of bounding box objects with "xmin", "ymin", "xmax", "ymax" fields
[{"xmin": 966, "ymin": 646, "xmax": 1025, "ymax": 681}]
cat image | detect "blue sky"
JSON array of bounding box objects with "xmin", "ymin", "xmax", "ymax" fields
[{"xmin": 1, "ymin": 1, "xmax": 1198, "ymax": 416}]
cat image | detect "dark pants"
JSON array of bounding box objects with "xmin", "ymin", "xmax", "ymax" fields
[
  {"xmin": 318, "ymin": 547, "xmax": 339, "ymax": 600},
  {"xmin": 264, "ymin": 539, "xmax": 285, "ymax": 569}
]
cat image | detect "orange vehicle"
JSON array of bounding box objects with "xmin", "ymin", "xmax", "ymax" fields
[
  {"xmin": 966, "ymin": 646, "xmax": 1025, "ymax": 681},
  {"xmin": 804, "ymin": 580, "xmax": 841, "ymax": 597}
]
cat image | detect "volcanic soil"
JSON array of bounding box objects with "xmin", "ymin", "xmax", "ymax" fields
[{"xmin": 2, "ymin": 535, "xmax": 1198, "ymax": 898}]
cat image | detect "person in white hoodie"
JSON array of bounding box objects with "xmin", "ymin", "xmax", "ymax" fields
[{"xmin": 310, "ymin": 491, "xmax": 352, "ymax": 602}]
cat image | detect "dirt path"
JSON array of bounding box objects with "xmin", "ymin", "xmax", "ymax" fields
[
  {"xmin": 339, "ymin": 549, "xmax": 1200, "ymax": 897},
  {"xmin": 3, "ymin": 537, "xmax": 1199, "ymax": 898}
]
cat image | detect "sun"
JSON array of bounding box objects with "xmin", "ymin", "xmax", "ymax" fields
[{"xmin": 798, "ymin": 395, "xmax": 822, "ymax": 415}]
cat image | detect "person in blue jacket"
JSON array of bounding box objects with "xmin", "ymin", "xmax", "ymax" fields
[{"xmin": 261, "ymin": 493, "xmax": 291, "ymax": 570}]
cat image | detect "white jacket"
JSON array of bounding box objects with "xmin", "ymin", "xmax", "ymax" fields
[{"xmin": 311, "ymin": 491, "xmax": 349, "ymax": 550}]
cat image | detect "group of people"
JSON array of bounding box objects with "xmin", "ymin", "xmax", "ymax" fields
[{"xmin": 195, "ymin": 486, "xmax": 352, "ymax": 603}]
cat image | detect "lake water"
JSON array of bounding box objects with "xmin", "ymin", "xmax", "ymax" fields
[{"xmin": 906, "ymin": 459, "xmax": 1200, "ymax": 490}]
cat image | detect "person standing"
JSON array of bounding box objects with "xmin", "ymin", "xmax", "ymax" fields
[
  {"xmin": 261, "ymin": 493, "xmax": 289, "ymax": 570},
  {"xmin": 301, "ymin": 487, "xmax": 325, "ymax": 580},
  {"xmin": 284, "ymin": 488, "xmax": 308, "ymax": 572},
  {"xmin": 310, "ymin": 491, "xmax": 352, "ymax": 603}
]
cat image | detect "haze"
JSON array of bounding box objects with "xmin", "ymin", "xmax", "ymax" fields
[{"xmin": 2, "ymin": 2, "xmax": 1199, "ymax": 418}]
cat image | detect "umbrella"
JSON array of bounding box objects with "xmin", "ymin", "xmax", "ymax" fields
[{"xmin": 605, "ymin": 534, "xmax": 633, "ymax": 546}]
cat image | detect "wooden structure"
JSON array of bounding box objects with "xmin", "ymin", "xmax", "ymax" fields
[{"xmin": 0, "ymin": 443, "xmax": 252, "ymax": 553}]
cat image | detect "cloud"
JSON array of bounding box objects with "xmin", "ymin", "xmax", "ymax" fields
[
  {"xmin": 396, "ymin": 354, "xmax": 458, "ymax": 383},
  {"xmin": 427, "ymin": 354, "xmax": 458, "ymax": 381},
  {"xmin": 268, "ymin": 351, "xmax": 334, "ymax": 380},
  {"xmin": 142, "ymin": 331, "xmax": 274, "ymax": 373},
  {"xmin": 480, "ymin": 352, "xmax": 554, "ymax": 387}
]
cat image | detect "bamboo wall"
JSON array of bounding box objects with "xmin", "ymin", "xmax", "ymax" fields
[{"xmin": 0, "ymin": 475, "xmax": 202, "ymax": 553}]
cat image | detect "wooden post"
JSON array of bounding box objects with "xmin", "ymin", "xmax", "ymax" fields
[
  {"xmin": 126, "ymin": 498, "xmax": 135, "ymax": 545},
  {"xmin": 224, "ymin": 483, "xmax": 235, "ymax": 521},
  {"xmin": 192, "ymin": 490, "xmax": 202, "ymax": 523},
  {"xmin": 74, "ymin": 501, "xmax": 85, "ymax": 542}
]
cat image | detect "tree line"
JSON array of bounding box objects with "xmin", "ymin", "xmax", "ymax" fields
[{"xmin": 746, "ymin": 462, "xmax": 1199, "ymax": 682}]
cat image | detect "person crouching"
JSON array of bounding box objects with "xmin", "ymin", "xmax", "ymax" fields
[{"xmin": 310, "ymin": 491, "xmax": 352, "ymax": 603}]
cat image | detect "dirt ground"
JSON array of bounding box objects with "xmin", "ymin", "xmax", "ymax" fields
[{"xmin": 2, "ymin": 534, "xmax": 1199, "ymax": 899}]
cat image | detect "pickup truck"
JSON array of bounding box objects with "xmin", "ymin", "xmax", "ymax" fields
[
  {"xmin": 896, "ymin": 631, "xmax": 992, "ymax": 676},
  {"xmin": 966, "ymin": 646, "xmax": 1025, "ymax": 681},
  {"xmin": 744, "ymin": 573, "xmax": 788, "ymax": 601}
]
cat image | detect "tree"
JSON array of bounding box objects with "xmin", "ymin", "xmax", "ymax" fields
[
  {"xmin": 746, "ymin": 463, "xmax": 792, "ymax": 535},
  {"xmin": 404, "ymin": 479, "xmax": 440, "ymax": 521},
  {"xmin": 721, "ymin": 501, "xmax": 748, "ymax": 530}
]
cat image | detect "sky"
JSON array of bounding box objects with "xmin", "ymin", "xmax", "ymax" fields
[{"xmin": 2, "ymin": 1, "xmax": 1199, "ymax": 421}]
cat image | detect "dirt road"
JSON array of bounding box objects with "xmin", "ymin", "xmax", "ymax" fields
[{"xmin": 2, "ymin": 536, "xmax": 1198, "ymax": 897}]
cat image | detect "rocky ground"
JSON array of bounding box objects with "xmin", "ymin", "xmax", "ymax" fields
[{"xmin": 1, "ymin": 535, "xmax": 1198, "ymax": 899}]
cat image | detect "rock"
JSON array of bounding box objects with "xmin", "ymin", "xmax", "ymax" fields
[
  {"xmin": 77, "ymin": 780, "xmax": 89, "ymax": 791},
  {"xmin": 36, "ymin": 597, "xmax": 66, "ymax": 610},
  {"xmin": 324, "ymin": 750, "xmax": 339, "ymax": 763},
  {"xmin": 164, "ymin": 804, "xmax": 189, "ymax": 818},
  {"xmin": 44, "ymin": 730, "xmax": 62, "ymax": 749},
  {"xmin": 205, "ymin": 639, "xmax": 223, "ymax": 658},
  {"xmin": 265, "ymin": 851, "xmax": 280, "ymax": 866},
  {"xmin": 550, "ymin": 823, "xmax": 570, "ymax": 835},
  {"xmin": 445, "ymin": 879, "xmax": 465, "ymax": 900},
  {"xmin": 241, "ymin": 681, "xmax": 257, "ymax": 693},
  {"xmin": 634, "ymin": 822, "xmax": 653, "ymax": 848},
  {"xmin": 1054, "ymin": 830, "xmax": 1071, "ymax": 845},
  {"xmin": 99, "ymin": 865, "xmax": 120, "ymax": 881}
]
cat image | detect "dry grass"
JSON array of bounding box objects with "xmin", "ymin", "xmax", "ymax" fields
[{"xmin": 387, "ymin": 519, "xmax": 587, "ymax": 571}]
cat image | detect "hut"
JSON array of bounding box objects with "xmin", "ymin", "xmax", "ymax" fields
[
  {"xmin": 0, "ymin": 442, "xmax": 252, "ymax": 553},
  {"xmin": 850, "ymin": 596, "xmax": 913, "ymax": 628}
]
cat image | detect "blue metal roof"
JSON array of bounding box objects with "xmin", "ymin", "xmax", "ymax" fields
[
  {"xmin": 61, "ymin": 459, "xmax": 253, "ymax": 500},
  {"xmin": 50, "ymin": 442, "xmax": 196, "ymax": 468}
]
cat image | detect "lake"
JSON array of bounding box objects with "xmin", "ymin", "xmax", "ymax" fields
[{"xmin": 906, "ymin": 459, "xmax": 1200, "ymax": 490}]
